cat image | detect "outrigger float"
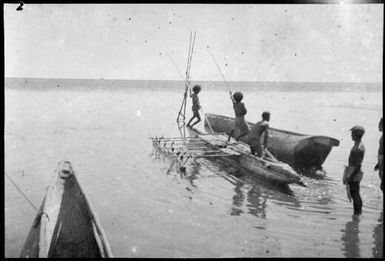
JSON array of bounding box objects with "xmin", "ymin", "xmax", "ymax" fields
[
  {"xmin": 151, "ymin": 128, "xmax": 306, "ymax": 187},
  {"xmin": 204, "ymin": 113, "xmax": 340, "ymax": 172}
]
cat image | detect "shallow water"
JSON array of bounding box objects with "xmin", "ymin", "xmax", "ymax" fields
[{"xmin": 4, "ymin": 80, "xmax": 383, "ymax": 257}]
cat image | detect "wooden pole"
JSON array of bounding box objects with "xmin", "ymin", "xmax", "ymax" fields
[{"xmin": 207, "ymin": 48, "xmax": 232, "ymax": 93}]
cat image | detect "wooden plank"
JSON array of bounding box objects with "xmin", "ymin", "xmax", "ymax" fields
[
  {"xmin": 217, "ymin": 147, "xmax": 241, "ymax": 156},
  {"xmin": 202, "ymin": 133, "xmax": 278, "ymax": 162},
  {"xmin": 197, "ymin": 134, "xmax": 241, "ymax": 156},
  {"xmin": 197, "ymin": 134, "xmax": 227, "ymax": 147}
]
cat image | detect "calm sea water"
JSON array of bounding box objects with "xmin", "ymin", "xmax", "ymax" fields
[{"xmin": 4, "ymin": 78, "xmax": 383, "ymax": 257}]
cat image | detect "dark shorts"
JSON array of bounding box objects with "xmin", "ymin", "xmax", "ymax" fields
[
  {"xmin": 249, "ymin": 137, "xmax": 263, "ymax": 156},
  {"xmin": 192, "ymin": 109, "xmax": 200, "ymax": 118},
  {"xmin": 233, "ymin": 117, "xmax": 249, "ymax": 137}
]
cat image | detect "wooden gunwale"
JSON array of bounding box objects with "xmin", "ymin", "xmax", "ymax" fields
[{"xmin": 20, "ymin": 161, "xmax": 113, "ymax": 258}]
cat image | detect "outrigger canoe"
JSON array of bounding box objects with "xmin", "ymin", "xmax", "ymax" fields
[
  {"xmin": 20, "ymin": 161, "xmax": 113, "ymax": 258},
  {"xmin": 186, "ymin": 126, "xmax": 306, "ymax": 187},
  {"xmin": 204, "ymin": 113, "xmax": 340, "ymax": 171}
]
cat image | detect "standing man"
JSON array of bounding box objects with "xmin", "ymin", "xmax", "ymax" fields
[
  {"xmin": 248, "ymin": 111, "xmax": 270, "ymax": 157},
  {"xmin": 228, "ymin": 91, "xmax": 250, "ymax": 142},
  {"xmin": 374, "ymin": 118, "xmax": 383, "ymax": 191},
  {"xmin": 186, "ymin": 85, "xmax": 202, "ymax": 128},
  {"xmin": 343, "ymin": 125, "xmax": 366, "ymax": 215}
]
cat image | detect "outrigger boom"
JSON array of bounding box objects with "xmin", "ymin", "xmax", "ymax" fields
[
  {"xmin": 151, "ymin": 136, "xmax": 237, "ymax": 158},
  {"xmin": 150, "ymin": 130, "xmax": 306, "ymax": 187}
]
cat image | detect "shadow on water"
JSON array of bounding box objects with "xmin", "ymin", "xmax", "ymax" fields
[
  {"xmin": 341, "ymin": 210, "xmax": 383, "ymax": 259},
  {"xmin": 372, "ymin": 210, "xmax": 383, "ymax": 258},
  {"xmin": 341, "ymin": 214, "xmax": 362, "ymax": 258},
  {"xmin": 228, "ymin": 170, "xmax": 302, "ymax": 219}
]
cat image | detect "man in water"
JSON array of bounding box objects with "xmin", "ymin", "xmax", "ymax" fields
[
  {"xmin": 228, "ymin": 91, "xmax": 249, "ymax": 142},
  {"xmin": 374, "ymin": 118, "xmax": 383, "ymax": 192},
  {"xmin": 248, "ymin": 111, "xmax": 270, "ymax": 157},
  {"xmin": 344, "ymin": 125, "xmax": 366, "ymax": 215}
]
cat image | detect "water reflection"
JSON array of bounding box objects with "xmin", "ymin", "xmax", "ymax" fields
[
  {"xmin": 182, "ymin": 161, "xmax": 200, "ymax": 188},
  {"xmin": 228, "ymin": 171, "xmax": 301, "ymax": 219},
  {"xmin": 230, "ymin": 182, "xmax": 245, "ymax": 216},
  {"xmin": 372, "ymin": 210, "xmax": 383, "ymax": 258},
  {"xmin": 246, "ymin": 185, "xmax": 268, "ymax": 219},
  {"xmin": 341, "ymin": 215, "xmax": 361, "ymax": 258}
]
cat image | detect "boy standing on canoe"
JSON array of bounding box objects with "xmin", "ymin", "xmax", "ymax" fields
[
  {"xmin": 186, "ymin": 85, "xmax": 202, "ymax": 128},
  {"xmin": 248, "ymin": 111, "xmax": 270, "ymax": 157},
  {"xmin": 374, "ymin": 118, "xmax": 383, "ymax": 191},
  {"xmin": 228, "ymin": 91, "xmax": 249, "ymax": 142},
  {"xmin": 343, "ymin": 125, "xmax": 366, "ymax": 216}
]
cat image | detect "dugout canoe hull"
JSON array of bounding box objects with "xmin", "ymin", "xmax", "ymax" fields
[
  {"xmin": 204, "ymin": 113, "xmax": 340, "ymax": 171},
  {"xmin": 187, "ymin": 127, "xmax": 305, "ymax": 186},
  {"xmin": 20, "ymin": 161, "xmax": 113, "ymax": 258}
]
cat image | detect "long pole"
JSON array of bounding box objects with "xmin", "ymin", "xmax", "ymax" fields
[
  {"xmin": 166, "ymin": 52, "xmax": 186, "ymax": 81},
  {"xmin": 176, "ymin": 31, "xmax": 196, "ymax": 124},
  {"xmin": 185, "ymin": 31, "xmax": 193, "ymax": 81},
  {"xmin": 167, "ymin": 52, "xmax": 215, "ymax": 134},
  {"xmin": 207, "ymin": 48, "xmax": 232, "ymax": 95},
  {"xmin": 183, "ymin": 32, "xmax": 196, "ymax": 122},
  {"xmin": 5, "ymin": 172, "xmax": 38, "ymax": 212},
  {"xmin": 208, "ymin": 48, "xmax": 279, "ymax": 157}
]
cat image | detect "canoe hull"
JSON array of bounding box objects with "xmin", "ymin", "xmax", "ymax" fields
[
  {"xmin": 20, "ymin": 161, "xmax": 113, "ymax": 258},
  {"xmin": 187, "ymin": 127, "xmax": 303, "ymax": 186},
  {"xmin": 204, "ymin": 113, "xmax": 340, "ymax": 171}
]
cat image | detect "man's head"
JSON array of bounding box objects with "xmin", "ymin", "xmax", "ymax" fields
[
  {"xmin": 192, "ymin": 85, "xmax": 201, "ymax": 93},
  {"xmin": 379, "ymin": 117, "xmax": 383, "ymax": 132},
  {"xmin": 262, "ymin": 111, "xmax": 270, "ymax": 121},
  {"xmin": 233, "ymin": 92, "xmax": 243, "ymax": 102},
  {"xmin": 350, "ymin": 125, "xmax": 365, "ymax": 141}
]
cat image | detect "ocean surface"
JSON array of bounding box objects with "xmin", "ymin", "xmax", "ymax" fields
[{"xmin": 4, "ymin": 78, "xmax": 383, "ymax": 257}]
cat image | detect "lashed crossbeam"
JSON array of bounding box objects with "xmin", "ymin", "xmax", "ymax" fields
[{"xmin": 150, "ymin": 136, "xmax": 241, "ymax": 159}]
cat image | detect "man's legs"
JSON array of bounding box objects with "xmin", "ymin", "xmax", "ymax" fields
[
  {"xmin": 228, "ymin": 129, "xmax": 235, "ymax": 142},
  {"xmin": 349, "ymin": 182, "xmax": 362, "ymax": 215},
  {"xmin": 249, "ymin": 138, "xmax": 262, "ymax": 156},
  {"xmin": 190, "ymin": 111, "xmax": 201, "ymax": 128},
  {"xmin": 236, "ymin": 132, "xmax": 248, "ymax": 141},
  {"xmin": 186, "ymin": 116, "xmax": 195, "ymax": 127}
]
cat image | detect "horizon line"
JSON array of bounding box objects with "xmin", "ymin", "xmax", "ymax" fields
[{"xmin": 5, "ymin": 76, "xmax": 382, "ymax": 85}]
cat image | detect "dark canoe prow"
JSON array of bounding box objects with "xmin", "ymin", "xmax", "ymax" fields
[
  {"xmin": 204, "ymin": 113, "xmax": 340, "ymax": 171},
  {"xmin": 20, "ymin": 161, "xmax": 113, "ymax": 258}
]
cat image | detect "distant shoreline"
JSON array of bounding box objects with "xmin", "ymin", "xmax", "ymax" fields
[{"xmin": 5, "ymin": 77, "xmax": 382, "ymax": 92}]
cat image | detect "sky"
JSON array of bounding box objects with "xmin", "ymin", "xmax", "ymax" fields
[{"xmin": 4, "ymin": 3, "xmax": 383, "ymax": 82}]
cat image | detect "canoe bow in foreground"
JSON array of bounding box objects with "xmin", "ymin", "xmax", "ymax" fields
[
  {"xmin": 20, "ymin": 161, "xmax": 113, "ymax": 258},
  {"xmin": 204, "ymin": 113, "xmax": 340, "ymax": 171}
]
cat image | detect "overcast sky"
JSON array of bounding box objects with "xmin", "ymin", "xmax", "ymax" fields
[{"xmin": 4, "ymin": 3, "xmax": 383, "ymax": 82}]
